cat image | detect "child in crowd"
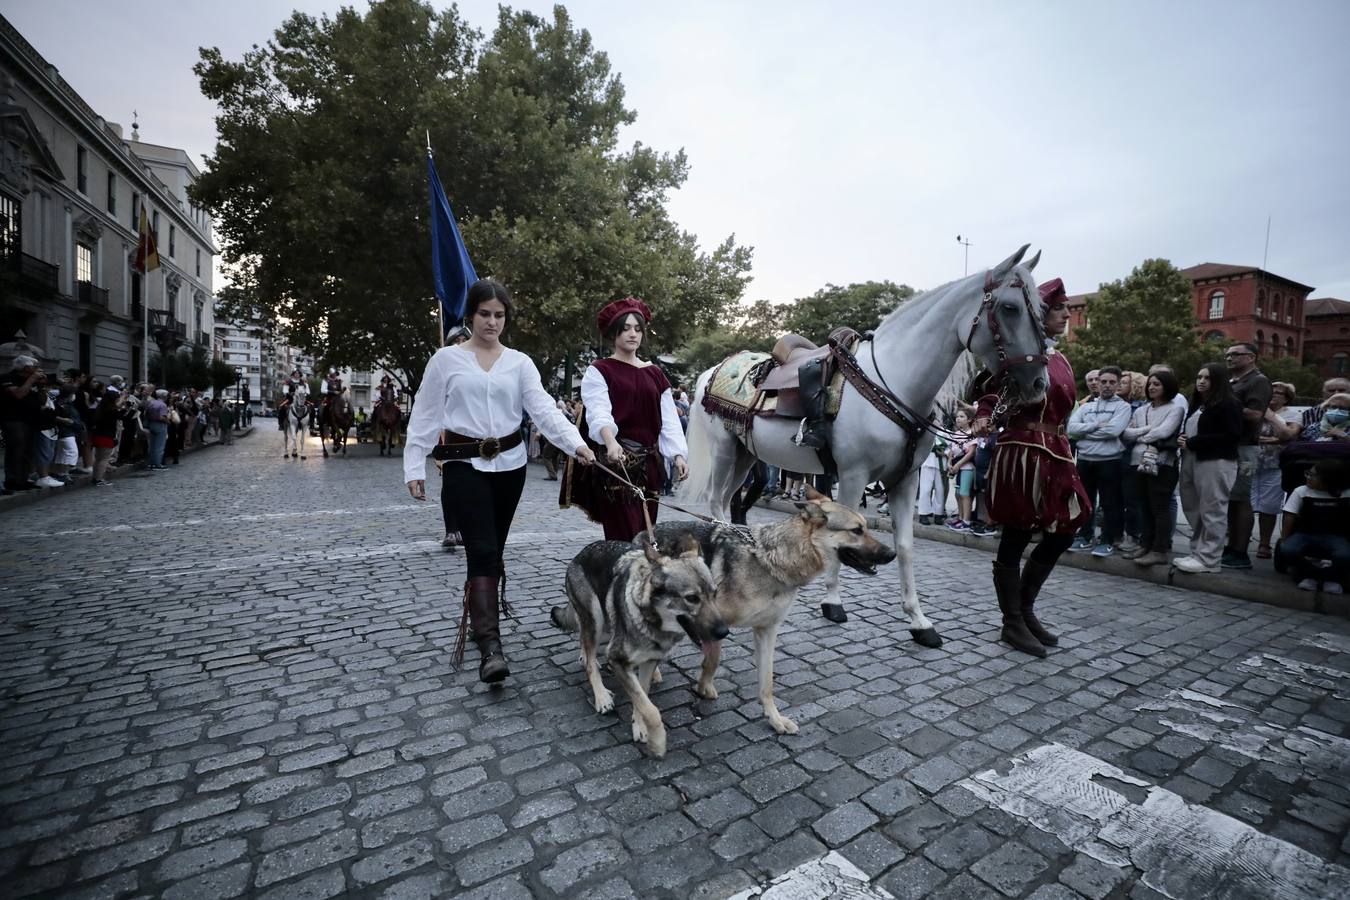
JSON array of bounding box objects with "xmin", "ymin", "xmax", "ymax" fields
[
  {"xmin": 947, "ymin": 406, "xmax": 978, "ymax": 531},
  {"xmin": 1277, "ymin": 460, "xmax": 1350, "ymax": 593}
]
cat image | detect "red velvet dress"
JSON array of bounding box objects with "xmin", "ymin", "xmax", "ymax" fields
[
  {"xmin": 561, "ymin": 359, "xmax": 671, "ymax": 541},
  {"xmin": 977, "ymin": 350, "xmax": 1092, "ymax": 533}
]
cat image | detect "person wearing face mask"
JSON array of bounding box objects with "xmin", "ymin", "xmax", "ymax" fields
[
  {"xmin": 405, "ymin": 278, "xmax": 595, "ymax": 684},
  {"xmin": 561, "ymin": 297, "xmax": 689, "ymax": 541},
  {"xmin": 1299, "ymin": 393, "xmax": 1350, "ymax": 442}
]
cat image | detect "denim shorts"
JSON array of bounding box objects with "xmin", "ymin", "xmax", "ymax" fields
[
  {"xmin": 1230, "ymin": 444, "xmax": 1260, "ymax": 502},
  {"xmin": 32, "ymin": 433, "xmax": 55, "ymax": 469},
  {"xmin": 956, "ymin": 468, "xmax": 976, "ymax": 497}
]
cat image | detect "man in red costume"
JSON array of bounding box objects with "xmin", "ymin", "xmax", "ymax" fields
[{"xmin": 975, "ymin": 277, "xmax": 1092, "ymax": 657}]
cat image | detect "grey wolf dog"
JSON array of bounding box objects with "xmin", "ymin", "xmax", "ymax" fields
[
  {"xmin": 553, "ymin": 534, "xmax": 726, "ymax": 758},
  {"xmin": 651, "ymin": 487, "xmax": 895, "ymax": 734}
]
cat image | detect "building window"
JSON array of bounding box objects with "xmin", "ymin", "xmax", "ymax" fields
[
  {"xmin": 107, "ymin": 172, "xmax": 117, "ymax": 215},
  {"xmin": 1271, "ymin": 294, "xmax": 1281, "ymax": 322},
  {"xmin": 1255, "ymin": 289, "xmax": 1265, "ymax": 317},
  {"xmin": 1270, "ymin": 332, "xmax": 1280, "ymax": 357},
  {"xmin": 1335, "ymin": 353, "xmax": 1348, "ymax": 376},
  {"xmin": 76, "ymin": 242, "xmax": 94, "ymax": 284},
  {"xmin": 196, "ymin": 248, "xmax": 201, "ymax": 277},
  {"xmin": 1207, "ymin": 290, "xmax": 1225, "ymax": 319},
  {"xmin": 1286, "ymin": 302, "xmax": 1294, "ymax": 324},
  {"xmin": 0, "ymin": 193, "xmax": 19, "ymax": 258},
  {"xmin": 169, "ymin": 225, "xmax": 176, "ymax": 258},
  {"xmin": 1203, "ymin": 330, "xmax": 1225, "ymax": 342},
  {"xmin": 1254, "ymin": 330, "xmax": 1264, "ymax": 356},
  {"xmin": 77, "ymin": 146, "xmax": 88, "ymax": 194},
  {"xmin": 153, "ymin": 211, "xmax": 160, "ymax": 245},
  {"xmin": 131, "ymin": 194, "xmax": 138, "ymax": 230},
  {"xmin": 1287, "ymin": 336, "xmax": 1295, "ymax": 357}
]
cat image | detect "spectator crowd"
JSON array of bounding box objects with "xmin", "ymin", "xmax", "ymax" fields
[{"xmin": 2, "ymin": 355, "xmax": 243, "ymax": 496}]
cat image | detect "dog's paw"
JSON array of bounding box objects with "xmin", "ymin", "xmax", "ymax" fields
[
  {"xmin": 632, "ymin": 719, "xmax": 648, "ymax": 744},
  {"xmin": 770, "ymin": 715, "xmax": 799, "ymax": 735},
  {"xmin": 693, "ymin": 681, "xmax": 718, "ymax": 700},
  {"xmin": 593, "ymin": 689, "xmax": 615, "ymax": 715},
  {"xmin": 651, "ymin": 666, "xmax": 662, "ymax": 684},
  {"xmin": 648, "ymin": 734, "xmax": 667, "ymax": 758}
]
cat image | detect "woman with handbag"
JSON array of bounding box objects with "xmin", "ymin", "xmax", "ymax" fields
[
  {"xmin": 1174, "ymin": 363, "xmax": 1244, "ymax": 574},
  {"xmin": 404, "ymin": 279, "xmax": 594, "ymax": 684},
  {"xmin": 562, "ymin": 297, "xmax": 688, "ymax": 541},
  {"xmin": 1121, "ymin": 371, "xmax": 1184, "ymax": 566}
]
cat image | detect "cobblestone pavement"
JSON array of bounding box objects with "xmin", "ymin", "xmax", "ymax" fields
[{"xmin": 2, "ymin": 428, "xmax": 1349, "ymax": 899}]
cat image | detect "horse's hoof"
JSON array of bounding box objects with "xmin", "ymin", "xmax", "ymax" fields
[
  {"xmin": 300, "ymin": 456, "xmax": 306, "ymax": 460},
  {"xmin": 910, "ymin": 628, "xmax": 943, "ymax": 648},
  {"xmin": 820, "ymin": 603, "xmax": 848, "ymax": 624}
]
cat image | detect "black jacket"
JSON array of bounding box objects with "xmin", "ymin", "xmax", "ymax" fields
[{"xmin": 1184, "ymin": 398, "xmax": 1242, "ymax": 461}]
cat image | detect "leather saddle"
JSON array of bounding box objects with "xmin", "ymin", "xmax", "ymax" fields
[{"xmin": 753, "ymin": 328, "xmax": 857, "ymax": 419}]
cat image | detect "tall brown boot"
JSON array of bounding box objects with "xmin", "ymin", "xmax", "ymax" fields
[
  {"xmin": 1019, "ymin": 558, "xmax": 1059, "ymax": 647},
  {"xmin": 993, "ymin": 561, "xmax": 1046, "ymax": 657},
  {"xmin": 465, "ymin": 575, "xmax": 509, "ymax": 683}
]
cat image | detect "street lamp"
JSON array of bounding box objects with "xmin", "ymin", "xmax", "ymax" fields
[{"xmin": 956, "ymin": 234, "xmax": 972, "ymax": 277}]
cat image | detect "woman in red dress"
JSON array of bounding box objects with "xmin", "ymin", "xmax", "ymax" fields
[
  {"xmin": 563, "ymin": 298, "xmax": 688, "ymax": 540},
  {"xmin": 975, "ymin": 278, "xmax": 1092, "ymax": 657}
]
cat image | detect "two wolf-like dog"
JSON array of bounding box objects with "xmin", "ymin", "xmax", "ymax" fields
[{"xmin": 555, "ymin": 488, "xmax": 893, "ymax": 746}]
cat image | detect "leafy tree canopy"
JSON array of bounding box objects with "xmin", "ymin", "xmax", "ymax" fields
[{"xmin": 192, "ymin": 0, "xmax": 751, "ymax": 391}]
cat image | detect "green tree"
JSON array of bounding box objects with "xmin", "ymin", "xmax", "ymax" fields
[
  {"xmin": 191, "ymin": 0, "xmax": 751, "ymax": 392},
  {"xmin": 784, "ymin": 281, "xmax": 916, "ymax": 343},
  {"xmin": 209, "ymin": 358, "xmax": 239, "ymax": 397},
  {"xmin": 1066, "ymin": 259, "xmax": 1201, "ymax": 380}
]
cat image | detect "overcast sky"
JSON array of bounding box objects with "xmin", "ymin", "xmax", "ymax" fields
[{"xmin": 7, "ymin": 0, "xmax": 1349, "ymax": 302}]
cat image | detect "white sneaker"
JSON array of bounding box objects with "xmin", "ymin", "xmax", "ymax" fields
[
  {"xmin": 1297, "ymin": 578, "xmax": 1318, "ymax": 591},
  {"xmin": 1173, "ymin": 556, "xmax": 1219, "ymax": 574},
  {"xmin": 1326, "ymin": 582, "xmax": 1345, "ymax": 595},
  {"xmin": 35, "ymin": 476, "xmax": 64, "ymax": 488}
]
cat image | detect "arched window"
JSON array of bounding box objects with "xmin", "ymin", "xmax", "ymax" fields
[
  {"xmin": 1203, "ymin": 329, "xmax": 1226, "ymax": 342},
  {"xmin": 1335, "ymin": 353, "xmax": 1348, "ymax": 376},
  {"xmin": 1270, "ymin": 332, "xmax": 1280, "ymax": 356},
  {"xmin": 1207, "ymin": 290, "xmax": 1225, "ymax": 319},
  {"xmin": 1254, "ymin": 330, "xmax": 1264, "ymax": 355},
  {"xmin": 1255, "ymin": 289, "xmax": 1265, "ymax": 317},
  {"xmin": 1272, "ymin": 294, "xmax": 1281, "ymax": 322},
  {"xmin": 1286, "ymin": 300, "xmax": 1294, "ymax": 324},
  {"xmin": 1286, "ymin": 336, "xmax": 1295, "ymax": 357}
]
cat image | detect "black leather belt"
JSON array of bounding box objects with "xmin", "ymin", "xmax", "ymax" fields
[{"xmin": 432, "ymin": 429, "xmax": 523, "ymax": 461}]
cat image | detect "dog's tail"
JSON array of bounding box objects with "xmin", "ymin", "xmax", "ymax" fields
[{"xmin": 549, "ymin": 604, "xmax": 579, "ymax": 632}]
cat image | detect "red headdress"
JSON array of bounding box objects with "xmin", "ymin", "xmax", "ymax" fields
[
  {"xmin": 1037, "ymin": 278, "xmax": 1069, "ymax": 308},
  {"xmin": 597, "ymin": 297, "xmax": 652, "ymax": 335}
]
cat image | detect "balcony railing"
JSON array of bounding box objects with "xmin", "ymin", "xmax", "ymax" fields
[
  {"xmin": 2, "ymin": 251, "xmax": 60, "ymax": 293},
  {"xmin": 76, "ymin": 280, "xmax": 110, "ymax": 310},
  {"xmin": 197, "ymin": 330, "xmax": 210, "ymax": 347}
]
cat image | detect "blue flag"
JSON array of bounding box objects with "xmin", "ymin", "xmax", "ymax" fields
[{"xmin": 427, "ymin": 153, "xmax": 478, "ymax": 337}]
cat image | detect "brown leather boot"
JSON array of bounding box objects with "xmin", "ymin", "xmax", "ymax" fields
[
  {"xmin": 1019, "ymin": 558, "xmax": 1059, "ymax": 647},
  {"xmin": 993, "ymin": 561, "xmax": 1046, "ymax": 657},
  {"xmin": 466, "ymin": 575, "xmax": 509, "ymax": 683}
]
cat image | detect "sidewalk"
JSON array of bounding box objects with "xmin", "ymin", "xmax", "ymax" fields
[
  {"xmin": 758, "ymin": 495, "xmax": 1348, "ymax": 619},
  {"xmin": 0, "ymin": 425, "xmax": 255, "ymax": 514}
]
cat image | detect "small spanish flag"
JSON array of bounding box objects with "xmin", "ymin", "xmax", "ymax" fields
[{"xmin": 134, "ymin": 206, "xmax": 160, "ymax": 273}]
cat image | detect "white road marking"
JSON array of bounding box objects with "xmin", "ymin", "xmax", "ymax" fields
[
  {"xmin": 727, "ymin": 851, "xmax": 892, "ymax": 900},
  {"xmin": 964, "ymin": 743, "xmax": 1350, "ymax": 900},
  {"xmin": 1239, "ymin": 654, "xmax": 1350, "ymax": 700},
  {"xmin": 1301, "ymin": 632, "xmax": 1350, "ymax": 655},
  {"xmin": 1133, "ymin": 691, "xmax": 1350, "ymax": 779}
]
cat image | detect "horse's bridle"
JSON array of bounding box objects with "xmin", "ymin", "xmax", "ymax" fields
[{"xmin": 963, "ymin": 270, "xmax": 1047, "ymax": 374}]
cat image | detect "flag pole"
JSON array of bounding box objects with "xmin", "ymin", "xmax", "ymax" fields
[
  {"xmin": 141, "ymin": 193, "xmax": 149, "ymax": 383},
  {"xmin": 427, "ymin": 132, "xmax": 445, "ymax": 349}
]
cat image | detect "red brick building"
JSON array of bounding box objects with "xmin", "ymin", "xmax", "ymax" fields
[
  {"xmin": 1064, "ymin": 263, "xmax": 1315, "ymax": 360},
  {"xmin": 1303, "ymin": 297, "xmax": 1350, "ymax": 378}
]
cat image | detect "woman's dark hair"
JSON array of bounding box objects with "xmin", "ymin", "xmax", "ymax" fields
[
  {"xmin": 602, "ymin": 311, "xmax": 646, "ymax": 344},
  {"xmin": 1147, "ymin": 370, "xmax": 1179, "ymax": 404},
  {"xmin": 464, "ymin": 278, "xmax": 514, "ymax": 333},
  {"xmin": 1189, "ymin": 361, "xmax": 1234, "ymax": 412}
]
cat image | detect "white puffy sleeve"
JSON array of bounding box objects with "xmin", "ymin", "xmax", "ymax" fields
[
  {"xmin": 580, "ymin": 365, "xmax": 614, "ymax": 445},
  {"xmin": 520, "ymin": 356, "xmax": 583, "ymax": 456},
  {"xmin": 403, "ymin": 351, "xmax": 446, "ymax": 484},
  {"xmin": 658, "ymin": 388, "xmax": 688, "ymax": 462}
]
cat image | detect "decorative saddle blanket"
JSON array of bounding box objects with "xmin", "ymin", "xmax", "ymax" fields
[{"xmin": 701, "ymin": 349, "xmax": 846, "ymax": 440}]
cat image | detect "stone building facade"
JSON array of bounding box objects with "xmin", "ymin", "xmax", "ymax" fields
[{"xmin": 1303, "ymin": 297, "xmax": 1350, "ymax": 379}]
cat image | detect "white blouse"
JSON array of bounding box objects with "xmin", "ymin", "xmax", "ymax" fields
[
  {"xmin": 404, "ymin": 346, "xmax": 584, "ymax": 483},
  {"xmin": 580, "ymin": 363, "xmax": 689, "ymax": 463}
]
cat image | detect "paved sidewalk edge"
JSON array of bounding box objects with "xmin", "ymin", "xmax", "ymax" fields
[
  {"xmin": 0, "ymin": 426, "xmax": 256, "ymax": 514},
  {"xmin": 758, "ymin": 497, "xmax": 1347, "ymax": 619}
]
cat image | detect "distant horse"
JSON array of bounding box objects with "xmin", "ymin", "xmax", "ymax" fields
[
  {"xmin": 679, "ymin": 245, "xmax": 1050, "ymax": 647},
  {"xmin": 374, "ymin": 388, "xmax": 402, "ymax": 457},
  {"xmin": 321, "ymin": 392, "xmax": 355, "ymax": 458},
  {"xmin": 281, "ymin": 399, "xmax": 311, "ymax": 460}
]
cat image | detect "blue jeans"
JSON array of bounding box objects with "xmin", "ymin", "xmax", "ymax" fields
[
  {"xmin": 1277, "ymin": 532, "xmax": 1350, "ymax": 583},
  {"xmin": 147, "ymin": 421, "xmax": 168, "ymax": 467}
]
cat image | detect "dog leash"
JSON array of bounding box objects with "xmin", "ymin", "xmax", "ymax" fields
[{"xmin": 589, "ymin": 457, "xmax": 756, "ymax": 546}]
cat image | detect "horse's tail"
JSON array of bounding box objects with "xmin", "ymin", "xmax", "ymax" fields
[{"xmin": 675, "ymin": 367, "xmax": 719, "ymax": 511}]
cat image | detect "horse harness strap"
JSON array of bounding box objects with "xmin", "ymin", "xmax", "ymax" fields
[
  {"xmin": 433, "ymin": 429, "xmax": 523, "ymax": 462},
  {"xmin": 964, "ymin": 269, "xmax": 1047, "ymax": 374},
  {"xmin": 828, "ymin": 338, "xmax": 932, "ymax": 483}
]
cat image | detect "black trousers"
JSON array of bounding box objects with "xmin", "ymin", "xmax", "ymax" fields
[
  {"xmin": 440, "ymin": 462, "xmax": 527, "ymax": 578},
  {"xmin": 997, "ymin": 527, "xmax": 1076, "ymax": 569},
  {"xmin": 1138, "ymin": 465, "xmax": 1179, "ymax": 553},
  {"xmin": 1076, "ymin": 457, "xmax": 1123, "ymax": 544},
  {"xmin": 439, "ymin": 466, "xmax": 461, "ymax": 536}
]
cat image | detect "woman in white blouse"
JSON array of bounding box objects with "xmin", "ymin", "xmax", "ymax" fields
[
  {"xmin": 562, "ymin": 297, "xmax": 688, "ymax": 541},
  {"xmin": 405, "ymin": 279, "xmax": 594, "ymax": 683}
]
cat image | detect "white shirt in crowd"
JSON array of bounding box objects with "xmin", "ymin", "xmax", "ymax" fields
[
  {"xmin": 404, "ymin": 346, "xmax": 583, "ymax": 484},
  {"xmin": 579, "ymin": 365, "xmax": 688, "ymax": 463}
]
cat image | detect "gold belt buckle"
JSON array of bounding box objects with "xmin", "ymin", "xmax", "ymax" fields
[{"xmin": 479, "ymin": 437, "xmax": 500, "ymax": 460}]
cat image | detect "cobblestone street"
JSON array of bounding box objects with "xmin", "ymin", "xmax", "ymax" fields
[{"xmin": 2, "ymin": 428, "xmax": 1348, "ymax": 899}]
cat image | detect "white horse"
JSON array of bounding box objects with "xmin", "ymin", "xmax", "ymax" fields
[
  {"xmin": 679, "ymin": 245, "xmax": 1050, "ymax": 648},
  {"xmin": 281, "ymin": 386, "xmax": 311, "ymax": 460}
]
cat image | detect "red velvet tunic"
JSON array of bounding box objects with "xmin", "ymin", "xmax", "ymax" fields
[
  {"xmin": 561, "ymin": 359, "xmax": 671, "ymax": 541},
  {"xmin": 977, "ymin": 350, "xmax": 1092, "ymax": 533}
]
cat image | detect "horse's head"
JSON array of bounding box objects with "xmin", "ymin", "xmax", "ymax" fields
[{"xmin": 964, "ymin": 244, "xmax": 1049, "ymax": 405}]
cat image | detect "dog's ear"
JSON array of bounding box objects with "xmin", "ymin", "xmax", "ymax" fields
[
  {"xmin": 674, "ymin": 533, "xmax": 701, "ymax": 559},
  {"xmin": 796, "ymin": 501, "xmax": 828, "ymax": 527},
  {"xmin": 636, "ymin": 531, "xmax": 663, "ymax": 564},
  {"xmin": 803, "ymin": 485, "xmax": 828, "ymax": 502}
]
